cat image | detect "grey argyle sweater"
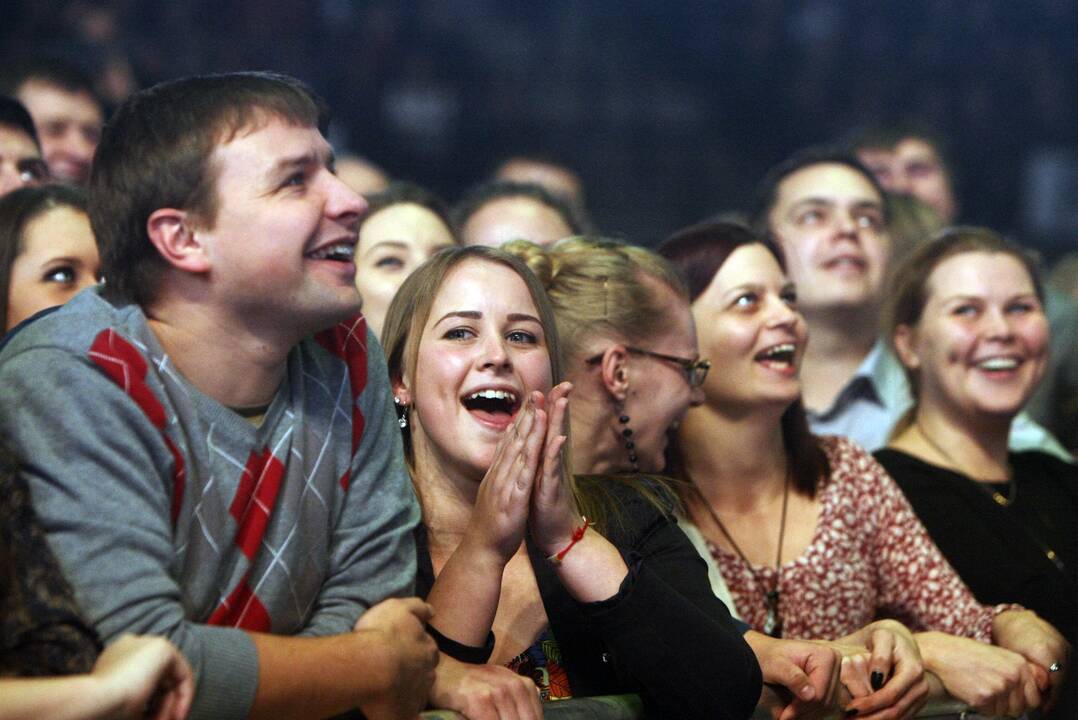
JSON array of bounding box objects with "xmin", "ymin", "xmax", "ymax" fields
[{"xmin": 0, "ymin": 288, "xmax": 419, "ymax": 719}]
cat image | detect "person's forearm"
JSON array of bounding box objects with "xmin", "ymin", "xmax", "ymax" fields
[
  {"xmin": 913, "ymin": 630, "xmax": 991, "ymax": 701},
  {"xmin": 550, "ymin": 528, "xmax": 628, "ymax": 603},
  {"xmin": 0, "ymin": 676, "xmax": 123, "ymax": 720},
  {"xmin": 423, "ymin": 537, "xmax": 506, "ymax": 647},
  {"xmin": 248, "ymin": 630, "xmax": 399, "ymax": 719},
  {"xmin": 914, "ymin": 631, "xmax": 956, "ymax": 674}
]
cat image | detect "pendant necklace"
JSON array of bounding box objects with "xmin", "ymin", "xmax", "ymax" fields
[
  {"xmin": 914, "ymin": 422, "xmax": 1068, "ymax": 575},
  {"xmin": 914, "ymin": 422, "xmax": 1015, "ymax": 507},
  {"xmin": 695, "ymin": 472, "xmax": 790, "ymax": 638}
]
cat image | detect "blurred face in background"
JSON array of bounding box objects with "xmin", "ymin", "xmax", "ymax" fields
[
  {"xmin": 890, "ymin": 138, "xmax": 957, "ymax": 224},
  {"xmin": 856, "ymin": 137, "xmax": 957, "ymax": 224},
  {"xmin": 495, "ymin": 158, "xmax": 583, "ymax": 207},
  {"xmin": 335, "ymin": 155, "xmax": 390, "ymax": 197},
  {"xmin": 356, "ymin": 202, "xmax": 456, "ymax": 337},
  {"xmin": 6, "ymin": 204, "xmax": 99, "ymax": 329},
  {"xmin": 16, "ymin": 80, "xmax": 104, "ymax": 185},
  {"xmin": 461, "ymin": 197, "xmax": 573, "ymax": 249}
]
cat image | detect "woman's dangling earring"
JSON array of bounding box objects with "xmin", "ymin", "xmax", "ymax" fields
[
  {"xmin": 394, "ymin": 396, "xmax": 409, "ymax": 430},
  {"xmin": 619, "ymin": 406, "xmax": 639, "ymax": 472}
]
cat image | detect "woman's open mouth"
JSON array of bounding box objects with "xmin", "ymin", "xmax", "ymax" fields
[{"xmin": 461, "ymin": 388, "xmax": 522, "ymax": 429}]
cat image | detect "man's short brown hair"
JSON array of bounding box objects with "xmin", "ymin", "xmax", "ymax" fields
[{"xmin": 89, "ymin": 72, "xmax": 327, "ymax": 306}]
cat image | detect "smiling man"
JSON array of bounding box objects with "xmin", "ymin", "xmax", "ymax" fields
[
  {"xmin": 753, "ymin": 147, "xmax": 1069, "ymax": 460},
  {"xmin": 754, "ymin": 149, "xmax": 893, "ymax": 441},
  {"xmin": 0, "ymin": 73, "xmax": 436, "ymax": 719},
  {"xmin": 2, "ymin": 59, "xmax": 104, "ymax": 185}
]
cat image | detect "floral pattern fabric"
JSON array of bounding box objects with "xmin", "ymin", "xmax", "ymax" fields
[
  {"xmin": 506, "ymin": 629, "xmax": 572, "ymax": 701},
  {"xmin": 707, "ymin": 436, "xmax": 1000, "ymax": 642}
]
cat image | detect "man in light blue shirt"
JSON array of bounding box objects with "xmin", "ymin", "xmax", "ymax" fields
[{"xmin": 753, "ymin": 147, "xmax": 1070, "ymax": 461}]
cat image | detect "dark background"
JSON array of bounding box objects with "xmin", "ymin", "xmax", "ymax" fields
[{"xmin": 6, "ymin": 0, "xmax": 1078, "ymax": 256}]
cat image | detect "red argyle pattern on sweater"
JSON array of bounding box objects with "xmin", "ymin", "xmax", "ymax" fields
[
  {"xmin": 206, "ymin": 577, "xmax": 271, "ymax": 631},
  {"xmin": 206, "ymin": 439, "xmax": 286, "ymax": 630},
  {"xmin": 315, "ymin": 316, "xmax": 369, "ymax": 490},
  {"xmin": 89, "ymin": 329, "xmax": 186, "ymax": 525},
  {"xmin": 230, "ymin": 448, "xmax": 286, "ymax": 560}
]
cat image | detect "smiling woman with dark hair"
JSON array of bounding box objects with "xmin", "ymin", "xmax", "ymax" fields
[{"xmin": 659, "ymin": 221, "xmax": 1068, "ymax": 719}]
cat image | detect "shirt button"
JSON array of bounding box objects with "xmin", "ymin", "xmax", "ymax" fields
[{"xmin": 601, "ymin": 652, "xmax": 610, "ymax": 663}]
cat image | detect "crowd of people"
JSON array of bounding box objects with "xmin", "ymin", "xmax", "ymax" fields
[{"xmin": 0, "ymin": 60, "xmax": 1075, "ymax": 720}]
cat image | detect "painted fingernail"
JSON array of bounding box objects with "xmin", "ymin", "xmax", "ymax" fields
[{"xmin": 870, "ymin": 671, "xmax": 884, "ymax": 690}]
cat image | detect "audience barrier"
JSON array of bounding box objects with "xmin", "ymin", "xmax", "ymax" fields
[{"xmin": 420, "ymin": 692, "xmax": 978, "ymax": 719}]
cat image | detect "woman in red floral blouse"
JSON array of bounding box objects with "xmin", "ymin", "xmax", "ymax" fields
[{"xmin": 658, "ymin": 221, "xmax": 1067, "ymax": 719}]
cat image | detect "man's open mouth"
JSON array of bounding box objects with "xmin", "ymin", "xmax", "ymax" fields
[{"xmin": 306, "ymin": 241, "xmax": 355, "ymax": 262}]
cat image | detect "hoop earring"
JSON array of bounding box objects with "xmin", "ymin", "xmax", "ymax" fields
[
  {"xmin": 394, "ymin": 396, "xmax": 409, "ymax": 430},
  {"xmin": 618, "ymin": 406, "xmax": 639, "ymax": 473}
]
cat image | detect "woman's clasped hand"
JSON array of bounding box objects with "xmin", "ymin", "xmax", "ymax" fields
[{"xmin": 464, "ymin": 383, "xmax": 575, "ymax": 569}]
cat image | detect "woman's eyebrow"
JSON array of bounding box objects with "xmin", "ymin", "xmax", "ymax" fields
[{"xmin": 434, "ymin": 310, "xmax": 482, "ymax": 326}]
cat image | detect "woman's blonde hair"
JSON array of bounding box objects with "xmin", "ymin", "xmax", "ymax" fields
[
  {"xmin": 503, "ymin": 236, "xmax": 688, "ymax": 370},
  {"xmin": 503, "ymin": 237, "xmax": 688, "ymax": 528},
  {"xmin": 884, "ymin": 192, "xmax": 944, "ymax": 277}
]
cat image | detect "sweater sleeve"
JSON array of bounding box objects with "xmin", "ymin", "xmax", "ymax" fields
[
  {"xmin": 857, "ymin": 442, "xmax": 996, "ymax": 642},
  {"xmin": 0, "ymin": 346, "xmax": 258, "ymax": 720},
  {"xmin": 300, "ymin": 328, "xmax": 420, "ymax": 636},
  {"xmin": 578, "ymin": 508, "xmax": 762, "ymax": 720}
]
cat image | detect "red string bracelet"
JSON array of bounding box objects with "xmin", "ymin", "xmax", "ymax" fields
[{"xmin": 548, "ymin": 517, "xmax": 590, "ymax": 565}]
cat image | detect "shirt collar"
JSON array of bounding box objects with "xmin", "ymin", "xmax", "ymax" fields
[{"xmin": 859, "ymin": 339, "xmax": 913, "ymax": 412}]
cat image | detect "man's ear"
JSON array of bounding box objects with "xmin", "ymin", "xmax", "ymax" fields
[
  {"xmin": 147, "ymin": 208, "xmax": 211, "ymax": 274},
  {"xmin": 892, "ymin": 324, "xmax": 921, "ymax": 371},
  {"xmin": 598, "ymin": 345, "xmax": 631, "ymax": 402}
]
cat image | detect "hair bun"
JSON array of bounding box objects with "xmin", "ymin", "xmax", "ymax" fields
[{"xmin": 502, "ymin": 240, "xmax": 556, "ymax": 288}]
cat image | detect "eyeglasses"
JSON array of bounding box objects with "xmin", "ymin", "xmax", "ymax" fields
[{"xmin": 586, "ymin": 346, "xmax": 711, "ymax": 387}]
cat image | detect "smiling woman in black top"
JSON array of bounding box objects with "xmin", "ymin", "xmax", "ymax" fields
[{"xmin": 875, "ymin": 227, "xmax": 1074, "ymax": 714}]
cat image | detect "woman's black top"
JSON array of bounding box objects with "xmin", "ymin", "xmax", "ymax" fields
[
  {"xmin": 874, "ymin": 448, "xmax": 1078, "ymax": 644},
  {"xmin": 415, "ymin": 479, "xmax": 762, "ymax": 720}
]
